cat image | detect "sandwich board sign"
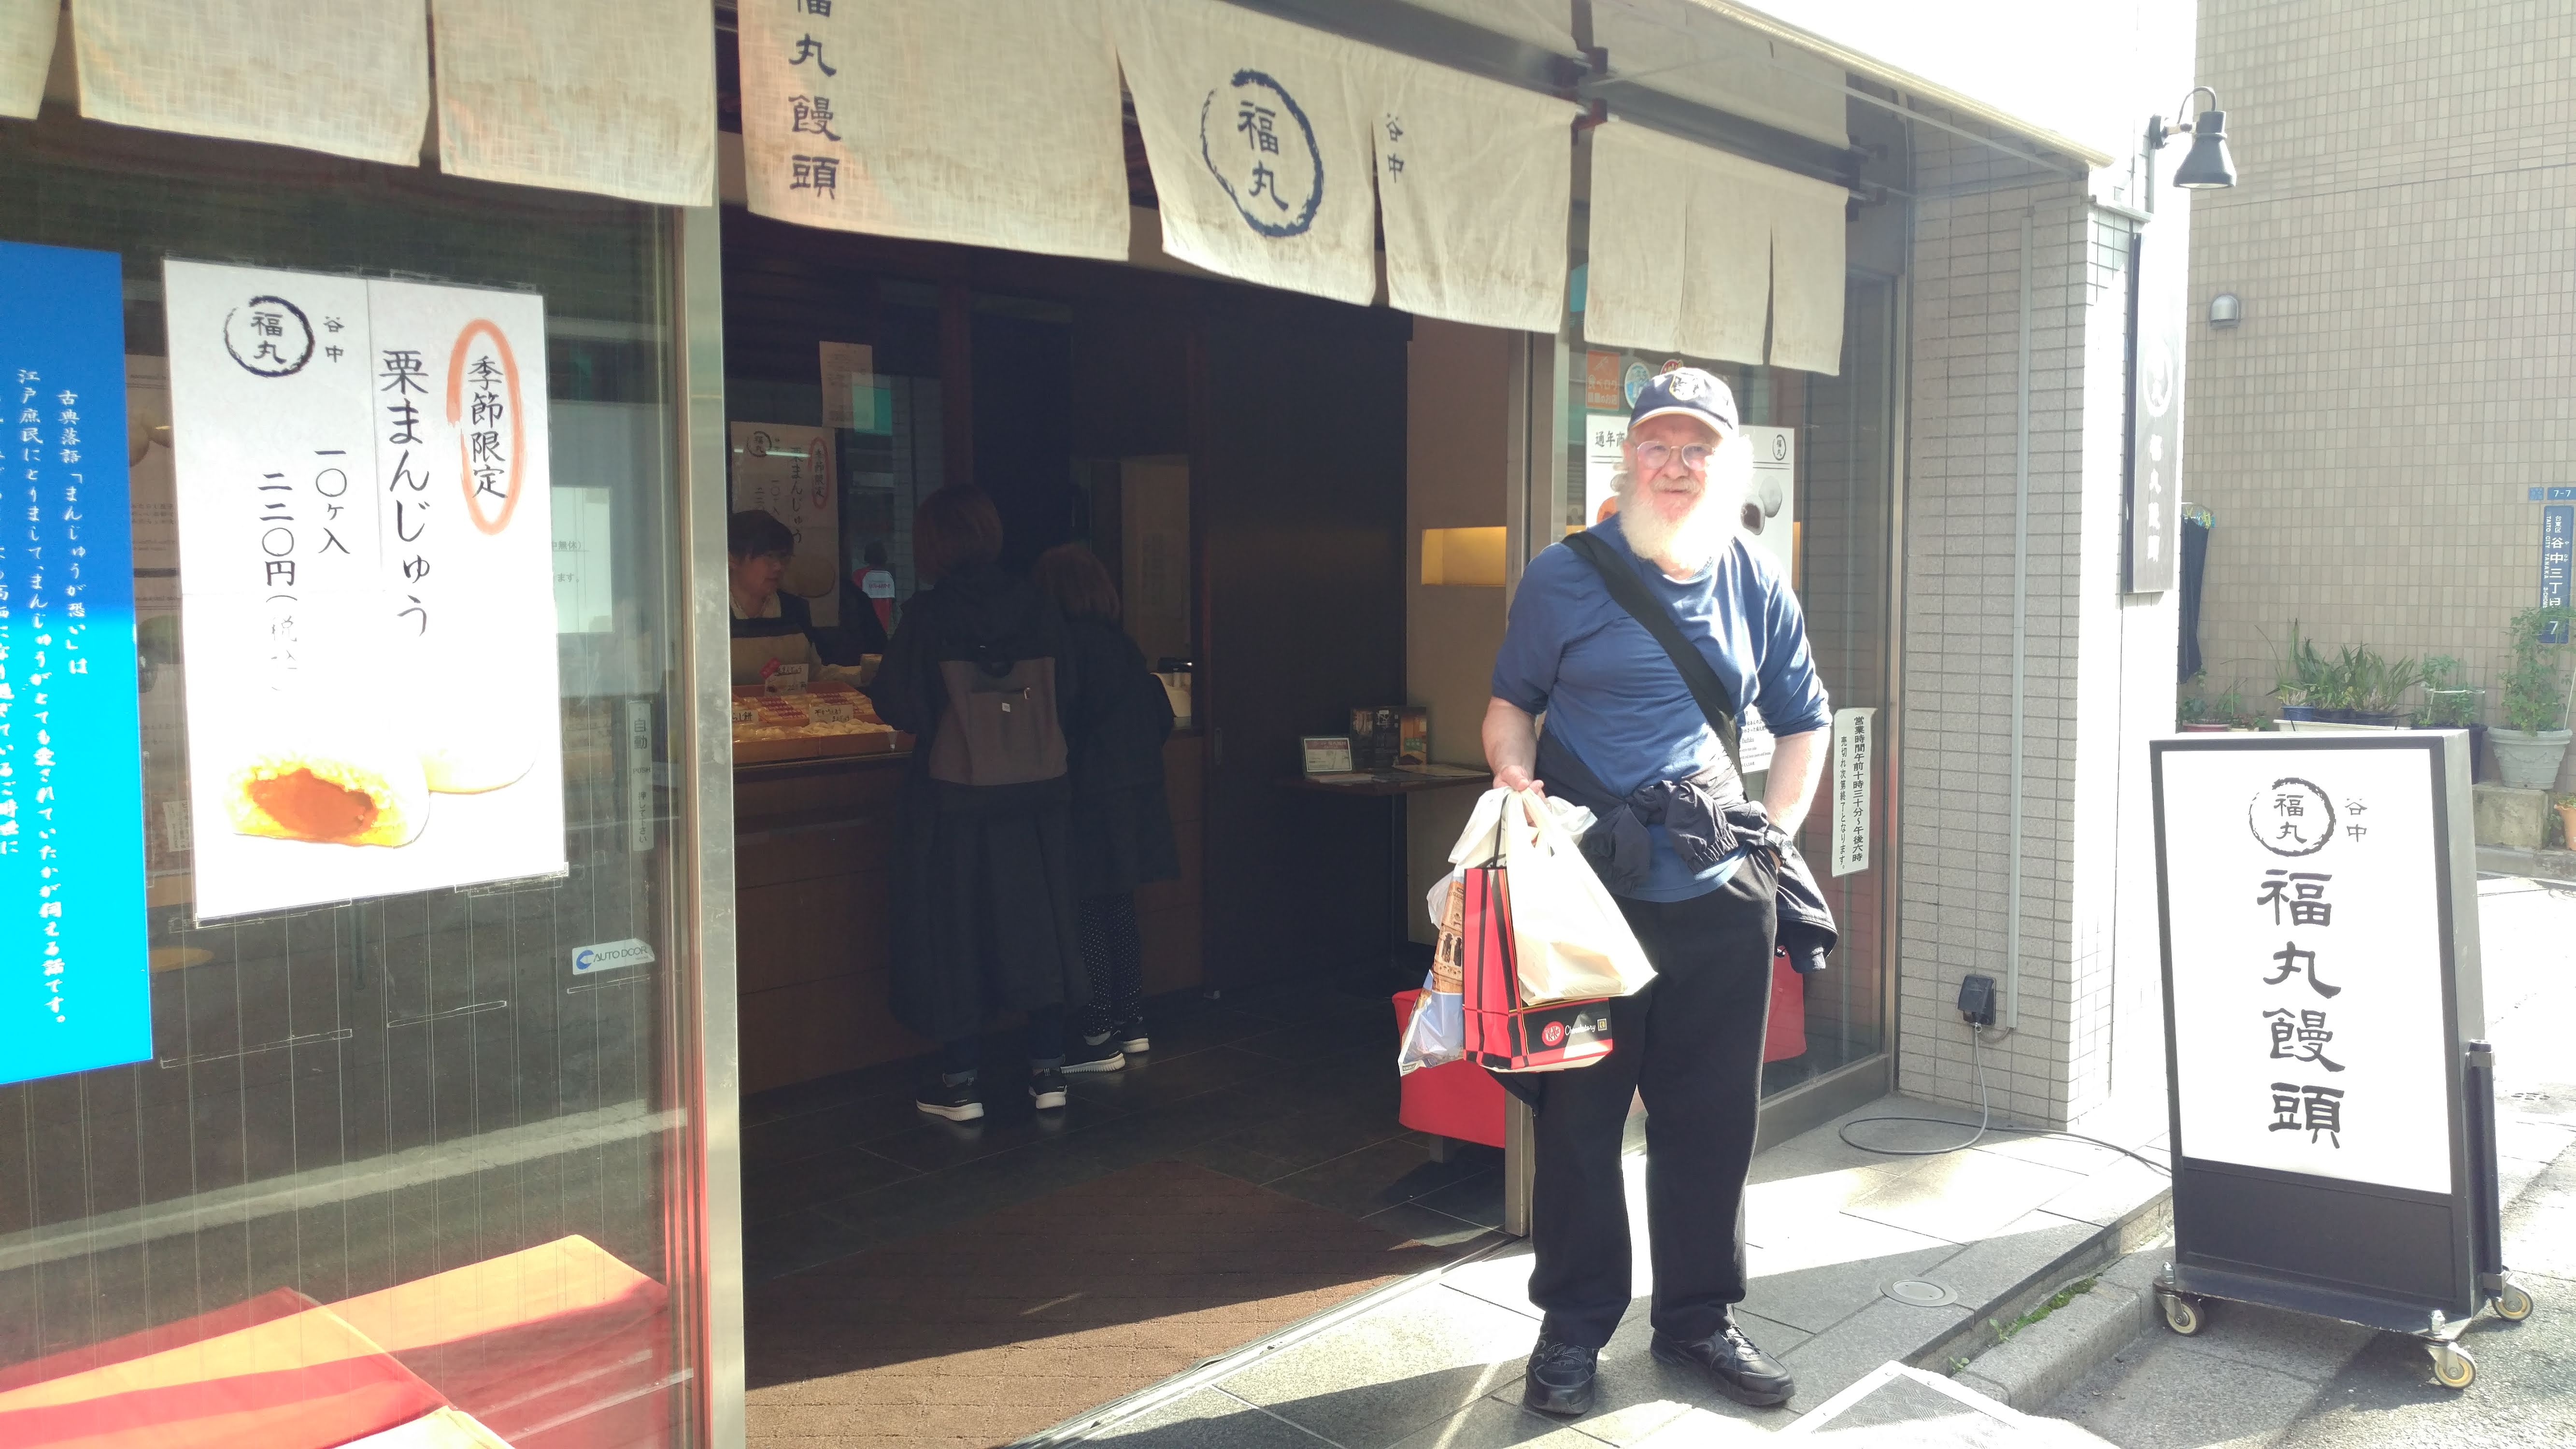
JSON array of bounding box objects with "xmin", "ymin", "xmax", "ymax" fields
[{"xmin": 2149, "ymin": 732, "xmax": 2526, "ymax": 1387}]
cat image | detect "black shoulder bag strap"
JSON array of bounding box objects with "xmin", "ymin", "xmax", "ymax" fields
[{"xmin": 1561, "ymin": 531, "xmax": 1743, "ymax": 777}]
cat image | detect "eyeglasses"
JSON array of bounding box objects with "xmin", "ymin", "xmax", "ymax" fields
[{"xmin": 1630, "ymin": 440, "xmax": 1715, "ymax": 471}]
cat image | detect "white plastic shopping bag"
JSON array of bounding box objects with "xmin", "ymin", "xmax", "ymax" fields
[{"xmin": 1447, "ymin": 788, "xmax": 1654, "ymax": 1006}]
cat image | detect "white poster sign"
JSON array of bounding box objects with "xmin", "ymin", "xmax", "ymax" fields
[
  {"xmin": 2157, "ymin": 741, "xmax": 2461, "ymax": 1194},
  {"xmin": 818, "ymin": 341, "xmax": 875, "ymax": 432},
  {"xmin": 729, "ymin": 422, "xmax": 839, "ymax": 627},
  {"xmin": 1832, "ymin": 706, "xmax": 1874, "ymax": 876},
  {"xmin": 165, "ymin": 261, "xmax": 567, "ymax": 920},
  {"xmin": 1583, "ymin": 412, "xmax": 1626, "ymax": 529},
  {"xmin": 1744, "ymin": 424, "xmax": 1796, "ymax": 585}
]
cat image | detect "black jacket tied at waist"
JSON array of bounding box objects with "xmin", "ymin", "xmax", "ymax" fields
[{"xmin": 1535, "ymin": 729, "xmax": 1839, "ymax": 976}]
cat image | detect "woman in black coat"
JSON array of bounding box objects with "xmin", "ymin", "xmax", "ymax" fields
[
  {"xmin": 868, "ymin": 487, "xmax": 1100, "ymax": 1122},
  {"xmin": 1031, "ymin": 543, "xmax": 1178, "ymax": 1055}
]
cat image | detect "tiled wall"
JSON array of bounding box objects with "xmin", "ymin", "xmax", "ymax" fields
[
  {"xmin": 1898, "ymin": 118, "xmax": 2182, "ymax": 1128},
  {"xmin": 2187, "ymin": 0, "xmax": 2576, "ymax": 784}
]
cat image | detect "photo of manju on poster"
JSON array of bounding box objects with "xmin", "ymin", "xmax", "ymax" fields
[{"xmin": 165, "ymin": 261, "xmax": 565, "ymax": 920}]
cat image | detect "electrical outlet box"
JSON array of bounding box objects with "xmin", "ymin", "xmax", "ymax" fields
[{"xmin": 1957, "ymin": 973, "xmax": 1998, "ymax": 1027}]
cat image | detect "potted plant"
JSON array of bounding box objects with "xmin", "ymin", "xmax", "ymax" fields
[
  {"xmin": 2178, "ymin": 672, "xmax": 2232, "ymax": 732},
  {"xmin": 2557, "ymin": 794, "xmax": 2576, "ymax": 851},
  {"xmin": 2276, "ymin": 624, "xmax": 2329, "ymax": 722},
  {"xmin": 2419, "ymin": 655, "xmax": 2486, "ymax": 776},
  {"xmin": 2491, "ymin": 605, "xmax": 2576, "ymax": 789},
  {"xmin": 2346, "ymin": 646, "xmax": 2421, "ymax": 727}
]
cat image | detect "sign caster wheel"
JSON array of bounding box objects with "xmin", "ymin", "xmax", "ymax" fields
[
  {"xmin": 2427, "ymin": 1342, "xmax": 2476, "ymax": 1390},
  {"xmin": 2495, "ymin": 1282, "xmax": 2535, "ymax": 1322},
  {"xmin": 2158, "ymin": 1291, "xmax": 2207, "ymax": 1336}
]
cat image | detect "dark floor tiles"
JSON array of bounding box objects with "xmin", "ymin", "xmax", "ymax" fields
[
  {"xmin": 741, "ymin": 1206, "xmax": 888, "ymax": 1283},
  {"xmin": 738, "ymin": 1092, "xmax": 933, "ymax": 1172},
  {"xmin": 739, "ymin": 1142, "xmax": 922, "ymax": 1223},
  {"xmin": 860, "ymin": 1089, "xmax": 1134, "ymax": 1175},
  {"xmin": 1360, "ymin": 1202, "xmax": 1509, "ymax": 1255},
  {"xmin": 1174, "ymin": 1136, "xmax": 1308, "ymax": 1189},
  {"xmin": 1265, "ymin": 1136, "xmax": 1490, "ymax": 1221},
  {"xmin": 1409, "ymin": 1164, "xmax": 1507, "ymax": 1230},
  {"xmin": 1062, "ymin": 1045, "xmax": 1282, "ymax": 1111},
  {"xmin": 807, "ymin": 1136, "xmax": 1124, "ymax": 1259}
]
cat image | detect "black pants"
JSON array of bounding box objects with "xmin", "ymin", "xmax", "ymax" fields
[
  {"xmin": 1527, "ymin": 853, "xmax": 1777, "ymax": 1349},
  {"xmin": 1079, "ymin": 892, "xmax": 1144, "ymax": 1038}
]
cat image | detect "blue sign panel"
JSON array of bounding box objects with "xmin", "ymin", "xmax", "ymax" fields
[
  {"xmin": 0, "ymin": 241, "xmax": 149, "ymax": 1086},
  {"xmin": 2528, "ymin": 486, "xmax": 2576, "ymax": 501},
  {"xmin": 2545, "ymin": 505, "xmax": 2573, "ymax": 646}
]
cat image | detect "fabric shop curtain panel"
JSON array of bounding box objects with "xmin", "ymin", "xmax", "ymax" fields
[
  {"xmin": 1364, "ymin": 54, "xmax": 1577, "ymax": 335},
  {"xmin": 739, "ymin": 0, "xmax": 1129, "ymax": 260},
  {"xmin": 73, "ymin": 0, "xmax": 431, "ymax": 166},
  {"xmin": 429, "ymin": 0, "xmax": 717, "ymax": 207},
  {"xmin": 1587, "ymin": 120, "xmax": 1845, "ymax": 375},
  {"xmin": 0, "ymin": 0, "xmax": 54, "ymax": 120},
  {"xmin": 1111, "ymin": 0, "xmax": 1383, "ymax": 306}
]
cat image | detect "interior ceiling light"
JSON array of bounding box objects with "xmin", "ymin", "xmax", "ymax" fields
[{"xmin": 2147, "ymin": 87, "xmax": 2236, "ymax": 190}]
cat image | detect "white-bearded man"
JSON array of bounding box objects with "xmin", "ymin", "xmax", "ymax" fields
[{"xmin": 1483, "ymin": 368, "xmax": 1830, "ymax": 1416}]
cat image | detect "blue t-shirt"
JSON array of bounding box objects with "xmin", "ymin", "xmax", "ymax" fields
[{"xmin": 1491, "ymin": 515, "xmax": 1831, "ymax": 901}]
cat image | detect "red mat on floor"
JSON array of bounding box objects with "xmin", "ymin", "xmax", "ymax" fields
[{"xmin": 744, "ymin": 1159, "xmax": 1457, "ymax": 1449}]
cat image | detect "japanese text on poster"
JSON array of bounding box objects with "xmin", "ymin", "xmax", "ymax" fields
[
  {"xmin": 2157, "ymin": 742, "xmax": 2457, "ymax": 1193},
  {"xmin": 165, "ymin": 261, "xmax": 566, "ymax": 921},
  {"xmin": 0, "ymin": 241, "xmax": 151, "ymax": 1086},
  {"xmin": 1832, "ymin": 707, "xmax": 1874, "ymax": 877}
]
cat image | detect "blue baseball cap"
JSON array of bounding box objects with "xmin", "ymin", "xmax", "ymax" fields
[{"xmin": 1629, "ymin": 366, "xmax": 1738, "ymax": 436}]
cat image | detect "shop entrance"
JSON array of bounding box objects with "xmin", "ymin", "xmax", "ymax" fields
[
  {"xmin": 721, "ymin": 215, "xmax": 1495, "ymax": 1445},
  {"xmin": 720, "ymin": 217, "xmax": 1905, "ymax": 1449}
]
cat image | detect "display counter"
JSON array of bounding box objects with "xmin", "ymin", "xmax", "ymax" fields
[{"xmin": 732, "ymin": 731, "xmax": 1207, "ymax": 1094}]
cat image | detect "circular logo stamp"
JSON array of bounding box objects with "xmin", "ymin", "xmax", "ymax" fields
[
  {"xmin": 1541, "ymin": 1020, "xmax": 1567, "ymax": 1047},
  {"xmin": 2249, "ymin": 776, "xmax": 2336, "ymax": 857},
  {"xmin": 223, "ymin": 295, "xmax": 315, "ymax": 378},
  {"xmin": 1199, "ymin": 69, "xmax": 1323, "ymax": 238},
  {"xmin": 1622, "ymin": 361, "xmax": 1651, "ymax": 406}
]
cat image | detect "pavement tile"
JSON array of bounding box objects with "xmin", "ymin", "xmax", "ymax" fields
[
  {"xmin": 1774, "ymin": 1296, "xmax": 1972, "ymax": 1406},
  {"xmin": 1906, "ymin": 1209, "xmax": 2104, "ymax": 1310},
  {"xmin": 1384, "ymin": 1395, "xmax": 1624, "ymax": 1449},
  {"xmin": 1626, "ymin": 1402, "xmax": 1791, "ymax": 1446},
  {"xmin": 1744, "ymin": 1163, "xmax": 1910, "ymax": 1247},
  {"xmin": 1843, "ymin": 1151, "xmax": 2090, "ymax": 1245},
  {"xmin": 2500, "ymin": 1199, "xmax": 2576, "ymax": 1279},
  {"xmin": 2049, "ymin": 1332, "xmax": 2323, "ymax": 1448},
  {"xmin": 2029, "ymin": 1156, "xmax": 2172, "ymax": 1229},
  {"xmin": 1085, "ymin": 1387, "xmax": 1338, "ymax": 1447},
  {"xmin": 1218, "ymin": 1284, "xmax": 1544, "ymax": 1449},
  {"xmin": 1443, "ymin": 1240, "xmax": 1543, "ymax": 1320},
  {"xmin": 2150, "ymin": 1297, "xmax": 2372, "ymax": 1382},
  {"xmin": 1739, "ymin": 1215, "xmax": 1962, "ymax": 1335}
]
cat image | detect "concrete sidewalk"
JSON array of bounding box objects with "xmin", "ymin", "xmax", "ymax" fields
[{"xmin": 1045, "ymin": 1091, "xmax": 2173, "ymax": 1447}]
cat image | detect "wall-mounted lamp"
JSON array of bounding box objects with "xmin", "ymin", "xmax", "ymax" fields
[
  {"xmin": 2147, "ymin": 87, "xmax": 2236, "ymax": 190},
  {"xmin": 2209, "ymin": 292, "xmax": 2242, "ymax": 327}
]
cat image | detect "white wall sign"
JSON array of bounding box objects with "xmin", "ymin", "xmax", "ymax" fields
[
  {"xmin": 1744, "ymin": 424, "xmax": 1796, "ymax": 585},
  {"xmin": 1831, "ymin": 706, "xmax": 1874, "ymax": 876},
  {"xmin": 165, "ymin": 261, "xmax": 567, "ymax": 920},
  {"xmin": 728, "ymin": 422, "xmax": 839, "ymax": 627},
  {"xmin": 2156, "ymin": 741, "xmax": 2461, "ymax": 1194},
  {"xmin": 1583, "ymin": 412, "xmax": 1626, "ymax": 528},
  {"xmin": 818, "ymin": 341, "xmax": 876, "ymax": 432}
]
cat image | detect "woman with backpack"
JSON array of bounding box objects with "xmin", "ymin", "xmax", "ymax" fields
[
  {"xmin": 869, "ymin": 486, "xmax": 1111, "ymax": 1122},
  {"xmin": 1030, "ymin": 543, "xmax": 1179, "ymax": 1060}
]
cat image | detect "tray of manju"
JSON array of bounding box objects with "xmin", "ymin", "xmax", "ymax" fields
[{"xmin": 730, "ymin": 680, "xmax": 905, "ymax": 764}]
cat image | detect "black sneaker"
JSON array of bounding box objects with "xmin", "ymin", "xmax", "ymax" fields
[
  {"xmin": 1029, "ymin": 1065, "xmax": 1069, "ymax": 1109},
  {"xmin": 1651, "ymin": 1319, "xmax": 1795, "ymax": 1407},
  {"xmin": 1522, "ymin": 1337, "xmax": 1598, "ymax": 1418},
  {"xmin": 913, "ymin": 1075, "xmax": 983, "ymax": 1123},
  {"xmin": 1063, "ymin": 1037, "xmax": 1126, "ymax": 1075},
  {"xmin": 1113, "ymin": 1018, "xmax": 1151, "ymax": 1054}
]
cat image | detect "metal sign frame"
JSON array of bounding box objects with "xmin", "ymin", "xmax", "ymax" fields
[{"xmin": 2147, "ymin": 732, "xmax": 2526, "ymax": 1387}]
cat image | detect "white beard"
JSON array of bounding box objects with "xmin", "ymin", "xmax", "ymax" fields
[{"xmin": 1612, "ymin": 455, "xmax": 1746, "ymax": 569}]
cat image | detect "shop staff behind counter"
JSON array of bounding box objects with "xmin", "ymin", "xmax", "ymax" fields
[{"xmin": 728, "ymin": 508, "xmax": 888, "ymax": 685}]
